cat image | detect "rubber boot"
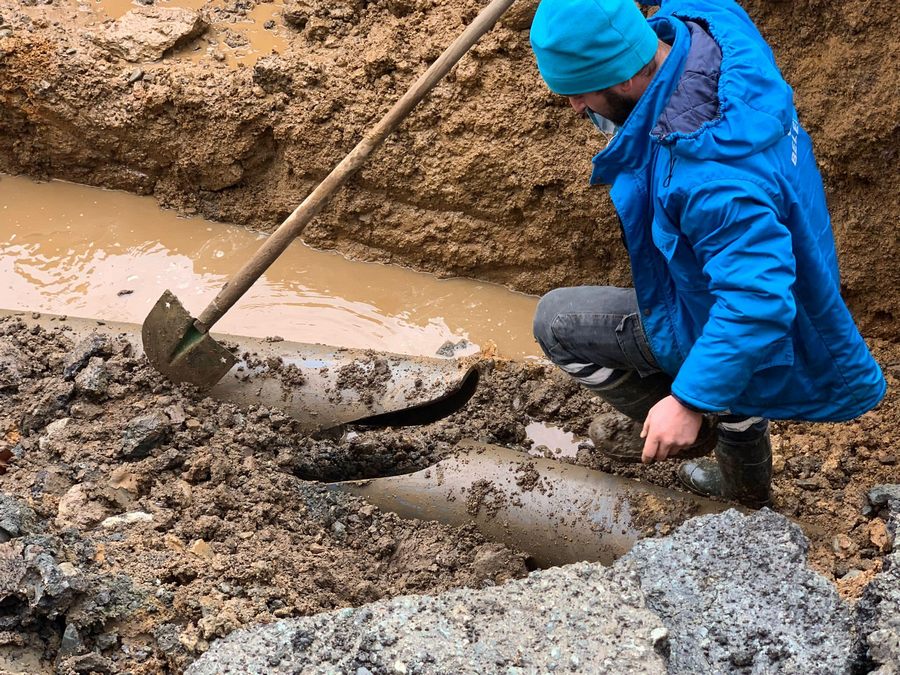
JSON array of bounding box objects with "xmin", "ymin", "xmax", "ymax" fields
[
  {"xmin": 586, "ymin": 370, "xmax": 717, "ymax": 463},
  {"xmin": 678, "ymin": 420, "xmax": 772, "ymax": 509}
]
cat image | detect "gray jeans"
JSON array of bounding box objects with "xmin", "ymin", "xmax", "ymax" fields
[
  {"xmin": 532, "ymin": 286, "xmax": 764, "ymax": 432},
  {"xmin": 532, "ymin": 286, "xmax": 661, "ymax": 389}
]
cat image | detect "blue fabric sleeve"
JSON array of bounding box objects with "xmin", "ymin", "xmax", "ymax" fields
[{"xmin": 670, "ymin": 180, "xmax": 797, "ymax": 412}]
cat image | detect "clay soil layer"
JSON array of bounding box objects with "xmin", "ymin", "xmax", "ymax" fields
[{"xmin": 0, "ymin": 0, "xmax": 897, "ymax": 338}]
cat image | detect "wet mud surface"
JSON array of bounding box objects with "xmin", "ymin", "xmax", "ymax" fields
[
  {"xmin": 0, "ymin": 0, "xmax": 896, "ymax": 339},
  {"xmin": 1, "ymin": 315, "xmax": 898, "ymax": 670},
  {"xmin": 0, "ymin": 316, "xmax": 530, "ymax": 672}
]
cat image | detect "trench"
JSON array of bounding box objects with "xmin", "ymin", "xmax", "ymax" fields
[{"xmin": 0, "ymin": 174, "xmax": 541, "ymax": 360}]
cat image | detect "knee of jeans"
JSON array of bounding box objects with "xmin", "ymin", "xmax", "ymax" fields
[{"xmin": 532, "ymin": 289, "xmax": 568, "ymax": 355}]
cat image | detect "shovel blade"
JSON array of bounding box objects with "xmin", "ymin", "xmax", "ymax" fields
[{"xmin": 141, "ymin": 290, "xmax": 237, "ymax": 389}]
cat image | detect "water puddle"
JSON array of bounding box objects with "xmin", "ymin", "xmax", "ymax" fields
[
  {"xmin": 525, "ymin": 421, "xmax": 585, "ymax": 459},
  {"xmin": 85, "ymin": 0, "xmax": 289, "ymax": 66},
  {"xmin": 0, "ymin": 174, "xmax": 541, "ymax": 359}
]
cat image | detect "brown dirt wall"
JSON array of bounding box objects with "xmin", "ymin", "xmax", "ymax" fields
[{"xmin": 0, "ymin": 0, "xmax": 897, "ymax": 338}]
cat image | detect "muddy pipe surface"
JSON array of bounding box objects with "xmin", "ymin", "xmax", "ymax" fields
[
  {"xmin": 331, "ymin": 441, "xmax": 730, "ymax": 567},
  {"xmin": 0, "ymin": 309, "xmax": 480, "ymax": 433}
]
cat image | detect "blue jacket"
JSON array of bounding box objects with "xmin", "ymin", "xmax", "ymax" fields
[{"xmin": 590, "ymin": 0, "xmax": 885, "ymax": 420}]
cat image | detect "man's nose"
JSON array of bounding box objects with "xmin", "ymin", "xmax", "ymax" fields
[{"xmin": 568, "ymin": 96, "xmax": 586, "ymax": 114}]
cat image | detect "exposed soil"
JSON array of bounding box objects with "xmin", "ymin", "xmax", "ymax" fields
[
  {"xmin": 0, "ymin": 316, "xmax": 530, "ymax": 673},
  {"xmin": 2, "ymin": 316, "xmax": 897, "ymax": 670},
  {"xmin": 1, "ymin": 0, "xmax": 899, "ymax": 670},
  {"xmin": 0, "ymin": 0, "xmax": 896, "ymax": 340}
]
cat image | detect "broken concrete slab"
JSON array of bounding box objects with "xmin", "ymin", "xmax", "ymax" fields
[
  {"xmin": 855, "ymin": 497, "xmax": 900, "ymax": 673},
  {"xmin": 186, "ymin": 562, "xmax": 669, "ymax": 674},
  {"xmin": 91, "ymin": 8, "xmax": 207, "ymax": 63},
  {"xmin": 617, "ymin": 508, "xmax": 854, "ymax": 674}
]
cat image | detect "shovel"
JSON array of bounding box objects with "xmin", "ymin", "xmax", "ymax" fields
[{"xmin": 142, "ymin": 0, "xmax": 517, "ymax": 388}]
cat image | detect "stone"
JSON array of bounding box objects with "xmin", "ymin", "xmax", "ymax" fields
[
  {"xmin": 37, "ymin": 417, "xmax": 70, "ymax": 452},
  {"xmin": 0, "ymin": 342, "xmax": 26, "ymax": 391},
  {"xmin": 58, "ymin": 652, "xmax": 113, "ymax": 674},
  {"xmin": 867, "ymin": 519, "xmax": 893, "ymax": 553},
  {"xmin": 59, "ymin": 623, "xmax": 85, "ymax": 657},
  {"xmin": 100, "ymin": 511, "xmax": 153, "ymax": 529},
  {"xmin": 0, "ymin": 493, "xmax": 40, "ymax": 542},
  {"xmin": 92, "ymin": 7, "xmax": 207, "ymax": 62},
  {"xmin": 856, "ymin": 545, "xmax": 900, "ymax": 672},
  {"xmin": 56, "ymin": 484, "xmax": 110, "ymax": 529},
  {"xmin": 186, "ymin": 562, "xmax": 667, "ymax": 674},
  {"xmin": 0, "ymin": 538, "xmax": 78, "ymax": 629},
  {"xmin": 618, "ymin": 509, "xmax": 854, "ymax": 674},
  {"xmin": 62, "ymin": 333, "xmax": 111, "ymax": 380},
  {"xmin": 19, "ymin": 379, "xmax": 74, "ymax": 433},
  {"xmin": 120, "ymin": 412, "xmax": 171, "ymax": 459},
  {"xmin": 190, "ymin": 539, "xmax": 213, "ymax": 559},
  {"xmin": 868, "ymin": 485, "xmax": 900, "ymax": 508},
  {"xmin": 74, "ymin": 357, "xmax": 111, "ymax": 398}
]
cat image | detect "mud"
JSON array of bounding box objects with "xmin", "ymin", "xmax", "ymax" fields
[
  {"xmin": 1, "ymin": 298, "xmax": 899, "ymax": 669},
  {"xmin": 0, "ymin": 174, "xmax": 539, "ymax": 358},
  {"xmin": 0, "ymin": 0, "xmax": 897, "ymax": 339},
  {"xmin": 0, "ymin": 316, "xmax": 530, "ymax": 672}
]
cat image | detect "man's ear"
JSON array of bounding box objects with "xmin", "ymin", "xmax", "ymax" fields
[{"xmin": 611, "ymin": 77, "xmax": 635, "ymax": 95}]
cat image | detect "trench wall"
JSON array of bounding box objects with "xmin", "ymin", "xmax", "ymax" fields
[{"xmin": 0, "ymin": 0, "xmax": 897, "ymax": 338}]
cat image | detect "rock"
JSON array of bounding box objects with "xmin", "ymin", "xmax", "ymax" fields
[
  {"xmin": 59, "ymin": 622, "xmax": 85, "ymax": 657},
  {"xmin": 58, "ymin": 652, "xmax": 113, "ymax": 674},
  {"xmin": 189, "ymin": 539, "xmax": 213, "ymax": 559},
  {"xmin": 868, "ymin": 485, "xmax": 900, "ymax": 508},
  {"xmin": 435, "ymin": 339, "xmax": 471, "ymax": 357},
  {"xmin": 92, "ymin": 7, "xmax": 207, "ymax": 62},
  {"xmin": 867, "ymin": 519, "xmax": 893, "ymax": 553},
  {"xmin": 19, "ymin": 379, "xmax": 74, "ymax": 434},
  {"xmin": 833, "ymin": 533, "xmax": 857, "ymax": 559},
  {"xmin": 0, "ymin": 342, "xmax": 26, "ymax": 391},
  {"xmin": 0, "ymin": 538, "xmax": 78, "ymax": 630},
  {"xmin": 617, "ymin": 509, "xmax": 854, "ymax": 674},
  {"xmin": 74, "ymin": 357, "xmax": 111, "ymax": 398},
  {"xmin": 120, "ymin": 412, "xmax": 171, "ymax": 459},
  {"xmin": 186, "ymin": 562, "xmax": 667, "ymax": 674},
  {"xmin": 856, "ymin": 545, "xmax": 900, "ymax": 672},
  {"xmin": 38, "ymin": 417, "xmax": 70, "ymax": 452},
  {"xmin": 62, "ymin": 333, "xmax": 111, "ymax": 380},
  {"xmin": 0, "ymin": 493, "xmax": 40, "ymax": 542},
  {"xmin": 56, "ymin": 484, "xmax": 110, "ymax": 529},
  {"xmin": 100, "ymin": 511, "xmax": 153, "ymax": 529}
]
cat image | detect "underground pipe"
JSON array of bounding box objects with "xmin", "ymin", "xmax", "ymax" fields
[
  {"xmin": 330, "ymin": 441, "xmax": 732, "ymax": 567},
  {"xmin": 0, "ymin": 309, "xmax": 480, "ymax": 433}
]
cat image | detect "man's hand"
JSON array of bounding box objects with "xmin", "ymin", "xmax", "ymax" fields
[{"xmin": 640, "ymin": 395, "xmax": 703, "ymax": 463}]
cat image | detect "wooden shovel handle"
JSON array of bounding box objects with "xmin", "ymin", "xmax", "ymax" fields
[{"xmin": 195, "ymin": 0, "xmax": 518, "ymax": 331}]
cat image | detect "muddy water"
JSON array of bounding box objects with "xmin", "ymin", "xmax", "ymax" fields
[
  {"xmin": 88, "ymin": 0, "xmax": 289, "ymax": 66},
  {"xmin": 525, "ymin": 421, "xmax": 584, "ymax": 459},
  {"xmin": 0, "ymin": 175, "xmax": 541, "ymax": 358}
]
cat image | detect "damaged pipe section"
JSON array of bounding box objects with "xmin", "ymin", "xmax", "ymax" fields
[
  {"xmin": 0, "ymin": 310, "xmax": 480, "ymax": 433},
  {"xmin": 332, "ymin": 441, "xmax": 730, "ymax": 567}
]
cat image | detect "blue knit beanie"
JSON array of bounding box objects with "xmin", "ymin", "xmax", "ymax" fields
[{"xmin": 530, "ymin": 0, "xmax": 659, "ymax": 95}]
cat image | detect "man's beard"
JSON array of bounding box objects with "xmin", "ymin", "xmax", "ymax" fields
[{"xmin": 602, "ymin": 89, "xmax": 638, "ymax": 127}]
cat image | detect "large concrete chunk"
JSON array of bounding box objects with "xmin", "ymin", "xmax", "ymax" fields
[
  {"xmin": 855, "ymin": 492, "xmax": 900, "ymax": 673},
  {"xmin": 92, "ymin": 8, "xmax": 207, "ymax": 62},
  {"xmin": 618, "ymin": 509, "xmax": 854, "ymax": 674},
  {"xmin": 187, "ymin": 562, "xmax": 669, "ymax": 674}
]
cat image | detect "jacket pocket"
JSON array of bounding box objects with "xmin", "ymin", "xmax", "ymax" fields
[{"xmin": 753, "ymin": 335, "xmax": 794, "ymax": 371}]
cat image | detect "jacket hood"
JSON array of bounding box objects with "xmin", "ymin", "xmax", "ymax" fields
[{"xmin": 591, "ymin": 13, "xmax": 795, "ymax": 184}]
